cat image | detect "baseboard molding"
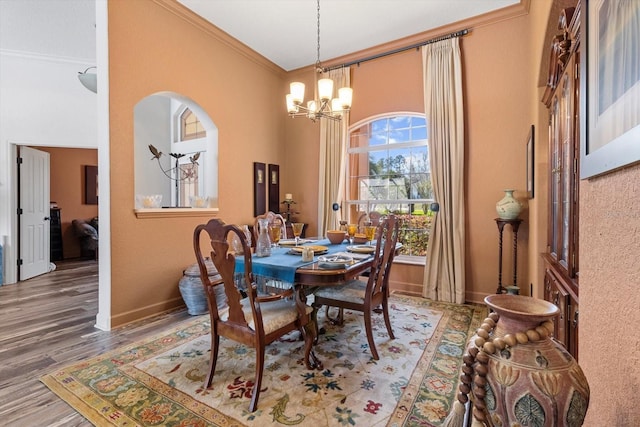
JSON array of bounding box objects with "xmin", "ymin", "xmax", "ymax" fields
[
  {"xmin": 390, "ymin": 279, "xmax": 422, "ymax": 297},
  {"xmin": 111, "ymin": 297, "xmax": 186, "ymax": 328},
  {"xmin": 464, "ymin": 290, "xmax": 488, "ymax": 305}
]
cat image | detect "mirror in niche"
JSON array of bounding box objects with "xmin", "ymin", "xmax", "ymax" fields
[{"xmin": 134, "ymin": 92, "xmax": 218, "ymax": 209}]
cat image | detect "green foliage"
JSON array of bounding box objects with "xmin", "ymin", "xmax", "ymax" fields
[{"xmin": 395, "ymin": 213, "xmax": 433, "ymax": 257}]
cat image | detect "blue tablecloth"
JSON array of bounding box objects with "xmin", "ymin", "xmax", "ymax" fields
[{"xmin": 234, "ymin": 239, "xmax": 353, "ymax": 283}]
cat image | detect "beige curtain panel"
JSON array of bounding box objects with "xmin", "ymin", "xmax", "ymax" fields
[
  {"xmin": 318, "ymin": 67, "xmax": 350, "ymax": 235},
  {"xmin": 422, "ymin": 38, "xmax": 466, "ymax": 304}
]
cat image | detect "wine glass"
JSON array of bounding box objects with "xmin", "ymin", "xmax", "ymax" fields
[
  {"xmin": 269, "ymin": 224, "xmax": 281, "ymax": 248},
  {"xmin": 292, "ymin": 222, "xmax": 304, "ymax": 246},
  {"xmin": 347, "ymin": 223, "xmax": 357, "ymax": 245},
  {"xmin": 364, "ymin": 225, "xmax": 377, "ymax": 246}
]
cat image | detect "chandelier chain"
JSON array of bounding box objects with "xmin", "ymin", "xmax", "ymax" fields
[{"xmin": 316, "ymin": 0, "xmax": 321, "ymax": 69}]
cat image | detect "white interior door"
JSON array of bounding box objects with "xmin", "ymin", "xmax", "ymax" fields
[{"xmin": 19, "ymin": 146, "xmax": 50, "ymax": 280}]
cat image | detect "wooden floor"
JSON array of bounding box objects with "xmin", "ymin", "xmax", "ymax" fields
[{"xmin": 0, "ymin": 259, "xmax": 192, "ymax": 426}]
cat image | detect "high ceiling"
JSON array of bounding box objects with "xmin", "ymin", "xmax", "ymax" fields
[
  {"xmin": 0, "ymin": 0, "xmax": 97, "ymax": 62},
  {"xmin": 0, "ymin": 0, "xmax": 519, "ymax": 70},
  {"xmin": 177, "ymin": 0, "xmax": 519, "ymax": 70}
]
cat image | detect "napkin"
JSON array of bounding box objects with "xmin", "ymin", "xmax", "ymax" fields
[{"xmin": 332, "ymin": 251, "xmax": 371, "ymax": 260}]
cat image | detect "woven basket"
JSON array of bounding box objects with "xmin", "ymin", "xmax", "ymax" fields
[{"xmin": 179, "ymin": 258, "xmax": 225, "ymax": 315}]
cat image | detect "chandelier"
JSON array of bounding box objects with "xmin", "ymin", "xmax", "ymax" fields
[{"xmin": 285, "ymin": 0, "xmax": 352, "ymax": 122}]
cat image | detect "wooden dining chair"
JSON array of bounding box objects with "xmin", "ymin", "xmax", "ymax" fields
[
  {"xmin": 313, "ymin": 214, "xmax": 400, "ymax": 360},
  {"xmin": 193, "ymin": 218, "xmax": 313, "ymax": 412},
  {"xmin": 252, "ymin": 211, "xmax": 287, "ymax": 247},
  {"xmin": 356, "ymin": 211, "xmax": 382, "ymax": 232}
]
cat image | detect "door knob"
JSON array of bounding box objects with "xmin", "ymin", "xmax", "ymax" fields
[{"xmin": 44, "ymin": 216, "xmax": 50, "ymax": 221}]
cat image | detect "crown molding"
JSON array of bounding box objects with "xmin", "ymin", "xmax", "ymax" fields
[
  {"xmin": 320, "ymin": 0, "xmax": 530, "ymax": 71},
  {"xmin": 152, "ymin": 0, "xmax": 286, "ymax": 77},
  {"xmin": 0, "ymin": 48, "xmax": 94, "ymax": 65}
]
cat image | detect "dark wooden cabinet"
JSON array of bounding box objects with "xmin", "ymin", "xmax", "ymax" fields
[
  {"xmin": 541, "ymin": 2, "xmax": 580, "ymax": 360},
  {"xmin": 50, "ymin": 208, "xmax": 63, "ymax": 261}
]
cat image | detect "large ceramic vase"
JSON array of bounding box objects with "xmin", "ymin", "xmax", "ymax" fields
[
  {"xmin": 495, "ymin": 189, "xmax": 522, "ymax": 220},
  {"xmin": 178, "ymin": 259, "xmax": 224, "ymax": 315},
  {"xmin": 470, "ymin": 295, "xmax": 589, "ymax": 427}
]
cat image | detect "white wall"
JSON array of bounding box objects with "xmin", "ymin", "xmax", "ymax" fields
[
  {"xmin": 134, "ymin": 95, "xmax": 173, "ymax": 204},
  {"xmin": 0, "ymin": 52, "xmax": 98, "ymax": 283}
]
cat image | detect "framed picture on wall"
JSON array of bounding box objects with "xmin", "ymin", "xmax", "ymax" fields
[
  {"xmin": 84, "ymin": 165, "xmax": 98, "ymax": 205},
  {"xmin": 581, "ymin": 0, "xmax": 640, "ymax": 178},
  {"xmin": 253, "ymin": 162, "xmax": 266, "ymax": 216},
  {"xmin": 268, "ymin": 164, "xmax": 280, "ymax": 213}
]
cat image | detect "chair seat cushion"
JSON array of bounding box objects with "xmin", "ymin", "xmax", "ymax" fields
[
  {"xmin": 314, "ymin": 280, "xmax": 366, "ymax": 305},
  {"xmin": 221, "ymin": 297, "xmax": 312, "ymax": 334}
]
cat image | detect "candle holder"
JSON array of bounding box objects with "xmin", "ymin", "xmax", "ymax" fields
[{"xmin": 281, "ymin": 199, "xmax": 299, "ymax": 223}]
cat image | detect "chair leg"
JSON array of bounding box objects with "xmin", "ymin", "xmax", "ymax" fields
[
  {"xmin": 364, "ymin": 310, "xmax": 379, "ymax": 360},
  {"xmin": 310, "ymin": 303, "xmax": 320, "ymax": 344},
  {"xmin": 303, "ymin": 318, "xmax": 322, "ymax": 370},
  {"xmin": 382, "ymin": 299, "xmax": 395, "ymax": 339},
  {"xmin": 205, "ymin": 334, "xmax": 220, "ymax": 388},
  {"xmin": 249, "ymin": 345, "xmax": 265, "ymax": 412},
  {"xmin": 325, "ymin": 306, "xmax": 344, "ymax": 325}
]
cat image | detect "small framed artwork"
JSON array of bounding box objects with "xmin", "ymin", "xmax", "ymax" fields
[
  {"xmin": 84, "ymin": 165, "xmax": 98, "ymax": 205},
  {"xmin": 581, "ymin": 0, "xmax": 640, "ymax": 179},
  {"xmin": 526, "ymin": 125, "xmax": 535, "ymax": 199},
  {"xmin": 253, "ymin": 162, "xmax": 266, "ymax": 216},
  {"xmin": 268, "ymin": 164, "xmax": 280, "ymax": 213}
]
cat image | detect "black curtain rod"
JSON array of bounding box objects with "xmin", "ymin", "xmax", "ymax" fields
[{"xmin": 323, "ymin": 28, "xmax": 469, "ymax": 72}]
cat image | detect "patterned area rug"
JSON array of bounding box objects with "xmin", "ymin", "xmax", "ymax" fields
[{"xmin": 42, "ymin": 295, "xmax": 485, "ymax": 426}]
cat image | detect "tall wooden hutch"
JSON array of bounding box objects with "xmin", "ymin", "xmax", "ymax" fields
[{"xmin": 541, "ymin": 1, "xmax": 580, "ymax": 360}]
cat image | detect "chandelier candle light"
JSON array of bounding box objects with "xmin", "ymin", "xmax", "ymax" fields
[{"xmin": 285, "ymin": 0, "xmax": 352, "ymax": 122}]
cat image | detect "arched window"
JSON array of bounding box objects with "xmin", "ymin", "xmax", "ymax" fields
[
  {"xmin": 174, "ymin": 107, "xmax": 206, "ymax": 206},
  {"xmin": 180, "ymin": 108, "xmax": 206, "ymax": 141},
  {"xmin": 347, "ymin": 114, "xmax": 433, "ymax": 257}
]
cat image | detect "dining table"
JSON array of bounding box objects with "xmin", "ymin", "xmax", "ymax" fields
[{"xmin": 234, "ymin": 237, "xmax": 378, "ymax": 369}]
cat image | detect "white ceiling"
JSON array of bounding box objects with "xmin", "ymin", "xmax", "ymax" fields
[
  {"xmin": 178, "ymin": 0, "xmax": 519, "ymax": 70},
  {"xmin": 0, "ymin": 0, "xmax": 97, "ymax": 62},
  {"xmin": 0, "ymin": 0, "xmax": 518, "ymax": 70}
]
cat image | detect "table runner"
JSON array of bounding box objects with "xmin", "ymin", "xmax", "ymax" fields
[{"xmin": 234, "ymin": 239, "xmax": 354, "ymax": 283}]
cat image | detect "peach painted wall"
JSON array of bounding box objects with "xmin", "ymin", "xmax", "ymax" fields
[
  {"xmin": 462, "ymin": 12, "xmax": 540, "ymax": 302},
  {"xmin": 579, "ymin": 165, "xmax": 640, "ymax": 426},
  {"xmin": 37, "ymin": 147, "xmax": 98, "ymax": 259},
  {"xmin": 108, "ymin": 0, "xmax": 287, "ymax": 326},
  {"xmin": 282, "ymin": 67, "xmax": 321, "ymax": 236}
]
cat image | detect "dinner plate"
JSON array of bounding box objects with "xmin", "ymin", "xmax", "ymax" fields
[
  {"xmin": 288, "ymin": 245, "xmax": 329, "ymax": 255},
  {"xmin": 346, "ymin": 245, "xmax": 375, "ymax": 254},
  {"xmin": 317, "ymin": 255, "xmax": 354, "ymax": 269}
]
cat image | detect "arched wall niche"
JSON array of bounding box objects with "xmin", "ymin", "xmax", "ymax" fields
[{"xmin": 133, "ymin": 92, "xmax": 218, "ymax": 213}]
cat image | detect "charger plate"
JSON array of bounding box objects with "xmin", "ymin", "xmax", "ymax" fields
[{"xmin": 288, "ymin": 245, "xmax": 328, "ymax": 255}]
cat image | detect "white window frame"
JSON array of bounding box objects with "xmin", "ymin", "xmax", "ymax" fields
[{"xmin": 346, "ymin": 112, "xmax": 433, "ymax": 261}]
